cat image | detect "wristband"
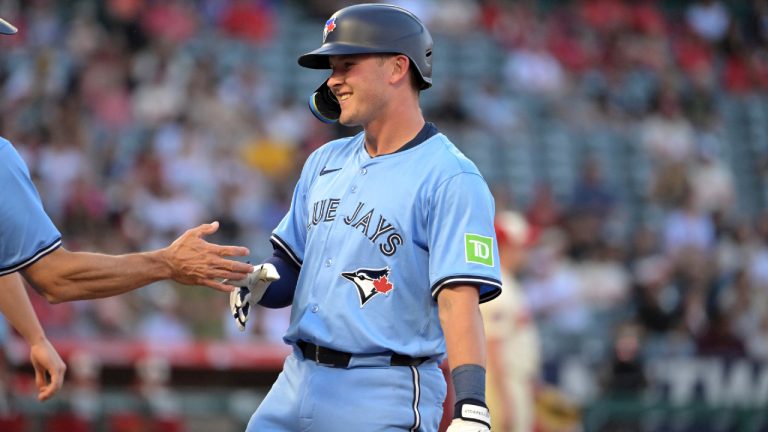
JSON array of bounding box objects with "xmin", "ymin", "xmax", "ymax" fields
[{"xmin": 451, "ymin": 364, "xmax": 486, "ymax": 403}]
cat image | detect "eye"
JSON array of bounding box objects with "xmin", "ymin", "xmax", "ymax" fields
[{"xmin": 330, "ymin": 61, "xmax": 353, "ymax": 72}]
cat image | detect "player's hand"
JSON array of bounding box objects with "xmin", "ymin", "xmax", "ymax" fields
[
  {"xmin": 447, "ymin": 400, "xmax": 491, "ymax": 432},
  {"xmin": 162, "ymin": 221, "xmax": 254, "ymax": 292},
  {"xmin": 446, "ymin": 419, "xmax": 490, "ymax": 432},
  {"xmin": 29, "ymin": 338, "xmax": 66, "ymax": 401},
  {"xmin": 227, "ymin": 263, "xmax": 280, "ymax": 331}
]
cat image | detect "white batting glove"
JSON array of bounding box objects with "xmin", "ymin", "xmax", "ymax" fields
[
  {"xmin": 447, "ymin": 402, "xmax": 491, "ymax": 432},
  {"xmin": 226, "ymin": 263, "xmax": 280, "ymax": 331}
]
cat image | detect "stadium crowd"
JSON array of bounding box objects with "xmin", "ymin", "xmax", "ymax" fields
[{"xmin": 1, "ymin": 0, "xmax": 768, "ymax": 429}]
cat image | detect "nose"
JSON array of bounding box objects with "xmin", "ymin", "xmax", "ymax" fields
[{"xmin": 327, "ymin": 69, "xmax": 343, "ymax": 89}]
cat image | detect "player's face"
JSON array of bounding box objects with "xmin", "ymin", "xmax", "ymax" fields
[{"xmin": 327, "ymin": 54, "xmax": 390, "ymax": 126}]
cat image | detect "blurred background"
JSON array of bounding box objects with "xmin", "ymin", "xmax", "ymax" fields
[{"xmin": 0, "ymin": 0, "xmax": 767, "ymax": 431}]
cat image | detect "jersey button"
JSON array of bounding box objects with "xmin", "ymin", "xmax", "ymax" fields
[
  {"xmin": 311, "ymin": 304, "xmax": 319, "ymax": 313},
  {"xmin": 325, "ymin": 259, "xmax": 333, "ymax": 267},
  {"xmin": 360, "ymin": 168, "xmax": 367, "ymax": 175},
  {"xmin": 351, "ymin": 185, "xmax": 357, "ymax": 193}
]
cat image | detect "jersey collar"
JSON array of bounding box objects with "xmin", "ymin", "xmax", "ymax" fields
[{"xmin": 362, "ymin": 122, "xmax": 439, "ymax": 158}]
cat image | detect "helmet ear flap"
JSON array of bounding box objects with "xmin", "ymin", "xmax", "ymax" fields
[{"xmin": 309, "ymin": 81, "xmax": 340, "ymax": 123}]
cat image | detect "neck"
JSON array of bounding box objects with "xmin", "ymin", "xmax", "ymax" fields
[{"xmin": 363, "ymin": 95, "xmax": 425, "ymax": 157}]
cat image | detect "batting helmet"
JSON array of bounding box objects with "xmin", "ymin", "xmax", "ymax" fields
[
  {"xmin": 299, "ymin": 4, "xmax": 434, "ymax": 123},
  {"xmin": 0, "ymin": 18, "xmax": 17, "ymax": 35}
]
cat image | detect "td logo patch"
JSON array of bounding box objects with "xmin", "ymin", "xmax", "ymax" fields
[
  {"xmin": 341, "ymin": 267, "xmax": 394, "ymax": 308},
  {"xmin": 465, "ymin": 233, "xmax": 494, "ymax": 267}
]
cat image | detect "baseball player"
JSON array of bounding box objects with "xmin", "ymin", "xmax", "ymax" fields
[
  {"xmin": 481, "ymin": 211, "xmax": 541, "ymax": 432},
  {"xmin": 0, "ymin": 17, "xmax": 253, "ymax": 401},
  {"xmin": 228, "ymin": 4, "xmax": 501, "ymax": 431}
]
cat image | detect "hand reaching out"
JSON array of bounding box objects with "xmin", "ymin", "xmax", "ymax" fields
[
  {"xmin": 163, "ymin": 221, "xmax": 255, "ymax": 292},
  {"xmin": 29, "ymin": 338, "xmax": 66, "ymax": 401}
]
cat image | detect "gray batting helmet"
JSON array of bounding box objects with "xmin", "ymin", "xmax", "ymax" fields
[
  {"xmin": 299, "ymin": 4, "xmax": 433, "ymax": 123},
  {"xmin": 299, "ymin": 3, "xmax": 433, "ymax": 89},
  {"xmin": 0, "ymin": 18, "xmax": 17, "ymax": 35}
]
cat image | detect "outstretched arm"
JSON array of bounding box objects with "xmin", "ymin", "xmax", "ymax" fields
[
  {"xmin": 22, "ymin": 221, "xmax": 254, "ymax": 303},
  {"xmin": 0, "ymin": 273, "xmax": 65, "ymax": 401}
]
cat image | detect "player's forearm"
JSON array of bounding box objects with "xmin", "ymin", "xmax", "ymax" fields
[
  {"xmin": 23, "ymin": 248, "xmax": 171, "ymax": 303},
  {"xmin": 438, "ymin": 284, "xmax": 487, "ymax": 369},
  {"xmin": 0, "ymin": 273, "xmax": 48, "ymax": 344}
]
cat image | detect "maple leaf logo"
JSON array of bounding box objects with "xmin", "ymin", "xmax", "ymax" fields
[
  {"xmin": 373, "ymin": 276, "xmax": 393, "ymax": 294},
  {"xmin": 341, "ymin": 267, "xmax": 395, "ymax": 307},
  {"xmin": 323, "ymin": 17, "xmax": 337, "ymax": 42}
]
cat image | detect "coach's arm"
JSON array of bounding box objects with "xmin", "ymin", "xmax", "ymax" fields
[{"xmin": 21, "ymin": 222, "xmax": 254, "ymax": 303}]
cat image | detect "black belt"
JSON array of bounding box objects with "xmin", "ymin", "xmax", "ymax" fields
[{"xmin": 297, "ymin": 341, "xmax": 428, "ymax": 368}]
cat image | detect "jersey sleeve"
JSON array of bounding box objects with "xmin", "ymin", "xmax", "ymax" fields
[
  {"xmin": 427, "ymin": 172, "xmax": 502, "ymax": 303},
  {"xmin": 270, "ymin": 151, "xmax": 321, "ymax": 268},
  {"xmin": 0, "ymin": 141, "xmax": 61, "ymax": 276}
]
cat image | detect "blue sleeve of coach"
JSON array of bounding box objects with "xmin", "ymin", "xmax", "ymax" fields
[{"xmin": 0, "ymin": 139, "xmax": 61, "ymax": 276}]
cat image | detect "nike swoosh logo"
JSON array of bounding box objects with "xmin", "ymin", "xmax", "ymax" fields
[{"xmin": 319, "ymin": 167, "xmax": 342, "ymax": 176}]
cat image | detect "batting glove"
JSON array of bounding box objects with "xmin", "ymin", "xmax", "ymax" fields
[
  {"xmin": 446, "ymin": 400, "xmax": 491, "ymax": 432},
  {"xmin": 226, "ymin": 263, "xmax": 280, "ymax": 331}
]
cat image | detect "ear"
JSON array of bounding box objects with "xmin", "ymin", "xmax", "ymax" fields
[{"xmin": 389, "ymin": 55, "xmax": 411, "ymax": 86}]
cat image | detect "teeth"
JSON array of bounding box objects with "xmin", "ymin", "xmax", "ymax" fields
[{"xmin": 338, "ymin": 94, "xmax": 351, "ymax": 101}]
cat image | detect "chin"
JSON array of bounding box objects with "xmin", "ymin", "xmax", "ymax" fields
[{"xmin": 338, "ymin": 114, "xmax": 359, "ymax": 127}]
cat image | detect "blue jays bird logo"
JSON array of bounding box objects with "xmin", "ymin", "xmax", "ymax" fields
[
  {"xmin": 323, "ymin": 17, "xmax": 336, "ymax": 42},
  {"xmin": 341, "ymin": 267, "xmax": 394, "ymax": 308}
]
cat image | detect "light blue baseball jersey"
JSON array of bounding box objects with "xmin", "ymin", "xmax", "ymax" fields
[
  {"xmin": 271, "ymin": 124, "xmax": 501, "ymax": 360},
  {"xmin": 0, "ymin": 137, "xmax": 61, "ymax": 276}
]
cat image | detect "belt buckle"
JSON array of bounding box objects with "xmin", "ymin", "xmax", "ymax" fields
[{"xmin": 314, "ymin": 344, "xmax": 335, "ymax": 367}]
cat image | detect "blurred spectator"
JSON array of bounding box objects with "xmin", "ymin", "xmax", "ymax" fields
[
  {"xmin": 661, "ymin": 189, "xmax": 716, "ymax": 257},
  {"xmin": 141, "ymin": 0, "xmax": 197, "ymax": 44},
  {"xmin": 218, "ymin": 0, "xmax": 275, "ymax": 43},
  {"xmin": 596, "ymin": 321, "xmax": 647, "ymax": 432},
  {"xmin": 600, "ymin": 321, "xmax": 647, "ymax": 396},
  {"xmin": 695, "ymin": 309, "xmax": 747, "ymax": 359},
  {"xmin": 132, "ymin": 71, "xmax": 184, "ymax": 126},
  {"xmin": 524, "ymin": 228, "xmax": 591, "ymax": 360},
  {"xmin": 136, "ymin": 283, "xmax": 193, "ymax": 344},
  {"xmin": 578, "ymin": 0, "xmax": 631, "ymax": 35},
  {"xmin": 576, "ymin": 242, "xmax": 630, "ymax": 313},
  {"xmin": 217, "ymin": 63, "xmax": 275, "ymax": 119},
  {"xmin": 748, "ymin": 0, "xmax": 768, "ymax": 45},
  {"xmin": 687, "ymin": 141, "xmax": 735, "ymax": 216},
  {"xmin": 526, "ymin": 184, "xmax": 562, "ymax": 230},
  {"xmin": 685, "ymin": 0, "xmax": 731, "ymax": 43},
  {"xmin": 640, "ymin": 87, "xmax": 696, "ymax": 164},
  {"xmin": 632, "ymin": 255, "xmax": 683, "ymax": 334},
  {"xmin": 466, "ymin": 80, "xmax": 523, "ymax": 136},
  {"xmin": 569, "ymin": 157, "xmax": 616, "ymax": 218},
  {"xmin": 503, "ymin": 31, "xmax": 566, "ymax": 95}
]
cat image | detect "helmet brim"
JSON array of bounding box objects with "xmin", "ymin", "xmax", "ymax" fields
[
  {"xmin": 0, "ymin": 18, "xmax": 17, "ymax": 35},
  {"xmin": 298, "ymin": 43, "xmax": 391, "ymax": 69}
]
